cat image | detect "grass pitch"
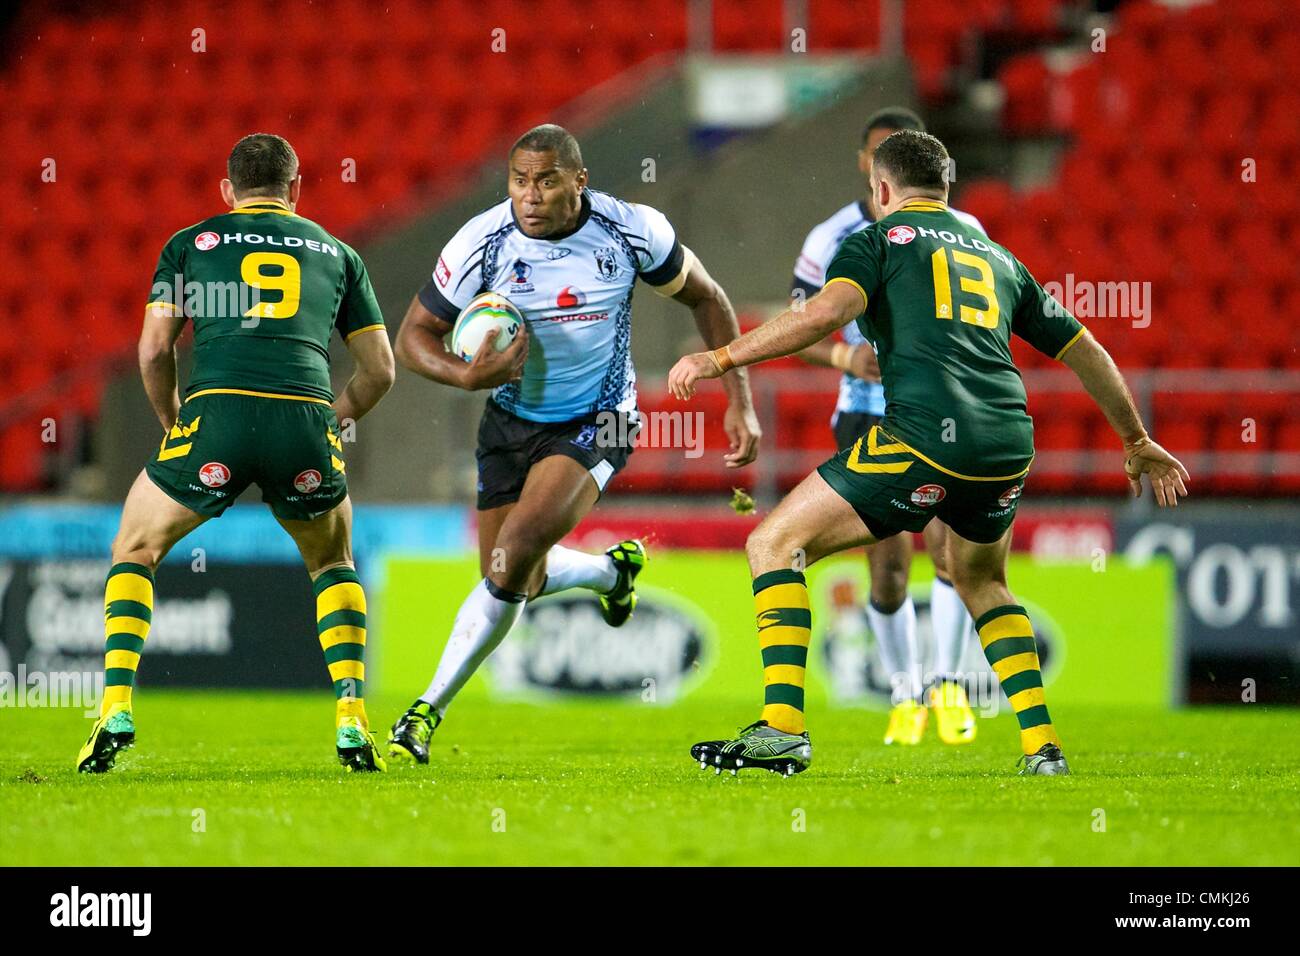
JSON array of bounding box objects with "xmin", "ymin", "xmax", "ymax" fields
[{"xmin": 2, "ymin": 691, "xmax": 1296, "ymax": 866}]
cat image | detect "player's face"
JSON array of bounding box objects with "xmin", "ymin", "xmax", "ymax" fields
[{"xmin": 509, "ymin": 150, "xmax": 588, "ymax": 238}]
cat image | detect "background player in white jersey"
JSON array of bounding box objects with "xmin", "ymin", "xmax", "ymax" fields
[
  {"xmin": 386, "ymin": 125, "xmax": 761, "ymax": 763},
  {"xmin": 790, "ymin": 108, "xmax": 983, "ymax": 747}
]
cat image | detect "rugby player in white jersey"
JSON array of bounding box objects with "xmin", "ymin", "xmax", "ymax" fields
[
  {"xmin": 386, "ymin": 124, "xmax": 761, "ymax": 763},
  {"xmin": 791, "ymin": 108, "xmax": 984, "ymax": 747}
]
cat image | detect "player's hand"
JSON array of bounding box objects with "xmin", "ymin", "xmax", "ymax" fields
[
  {"xmin": 723, "ymin": 401, "xmax": 761, "ymax": 468},
  {"xmin": 463, "ymin": 330, "xmax": 528, "ymax": 390},
  {"xmin": 1124, "ymin": 438, "xmax": 1190, "ymax": 507},
  {"xmin": 668, "ymin": 352, "xmax": 722, "ymax": 400},
  {"xmin": 847, "ymin": 343, "xmax": 881, "ymax": 383}
]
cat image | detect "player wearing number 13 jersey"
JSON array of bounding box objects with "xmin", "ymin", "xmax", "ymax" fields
[
  {"xmin": 671, "ymin": 129, "xmax": 1189, "ymax": 778},
  {"xmin": 77, "ymin": 134, "xmax": 396, "ymax": 776}
]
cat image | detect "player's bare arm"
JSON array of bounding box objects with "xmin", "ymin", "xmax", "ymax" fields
[
  {"xmin": 138, "ymin": 304, "xmax": 186, "ymax": 429},
  {"xmin": 670, "ymin": 250, "xmax": 761, "ymax": 466},
  {"xmin": 1061, "ymin": 330, "xmax": 1190, "ymax": 506},
  {"xmin": 668, "ymin": 279, "xmax": 863, "ymax": 399},
  {"xmin": 794, "ymin": 334, "xmax": 880, "ymax": 382},
  {"xmin": 333, "ymin": 326, "xmax": 396, "ymax": 425},
  {"xmin": 394, "ymin": 295, "xmax": 527, "ymax": 390}
]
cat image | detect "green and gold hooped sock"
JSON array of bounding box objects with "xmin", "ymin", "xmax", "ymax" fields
[
  {"xmin": 755, "ymin": 569, "xmax": 812, "ymax": 735},
  {"xmin": 101, "ymin": 562, "xmax": 154, "ymax": 716},
  {"xmin": 976, "ymin": 604, "xmax": 1061, "ymax": 754},
  {"xmin": 314, "ymin": 566, "xmax": 369, "ymax": 729}
]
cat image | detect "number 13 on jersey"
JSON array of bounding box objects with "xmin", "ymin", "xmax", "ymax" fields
[{"xmin": 931, "ymin": 248, "xmax": 999, "ymax": 329}]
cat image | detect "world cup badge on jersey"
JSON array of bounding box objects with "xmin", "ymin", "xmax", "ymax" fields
[
  {"xmin": 998, "ymin": 483, "xmax": 1023, "ymax": 509},
  {"xmin": 887, "ymin": 225, "xmax": 916, "ymax": 245},
  {"xmin": 910, "ymin": 483, "xmax": 946, "ymax": 507},
  {"xmin": 294, "ymin": 469, "xmax": 322, "ymax": 494},
  {"xmin": 199, "ymin": 462, "xmax": 230, "ymax": 487},
  {"xmin": 594, "ymin": 247, "xmax": 621, "ymax": 281},
  {"xmin": 509, "ymin": 258, "xmax": 534, "ymax": 293}
]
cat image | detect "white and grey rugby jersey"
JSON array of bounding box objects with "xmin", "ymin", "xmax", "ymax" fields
[
  {"xmin": 418, "ymin": 188, "xmax": 688, "ymax": 422},
  {"xmin": 792, "ymin": 198, "xmax": 985, "ymax": 423}
]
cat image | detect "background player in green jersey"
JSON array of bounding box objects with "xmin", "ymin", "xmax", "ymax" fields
[
  {"xmin": 77, "ymin": 134, "xmax": 396, "ymax": 774},
  {"xmin": 669, "ymin": 130, "xmax": 1189, "ymax": 777}
]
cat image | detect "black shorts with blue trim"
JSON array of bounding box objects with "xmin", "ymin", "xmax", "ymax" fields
[{"xmin": 475, "ymin": 399, "xmax": 636, "ymax": 510}]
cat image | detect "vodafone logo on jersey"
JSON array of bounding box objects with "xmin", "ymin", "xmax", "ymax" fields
[
  {"xmin": 293, "ymin": 469, "xmax": 322, "ymax": 494},
  {"xmin": 195, "ymin": 231, "xmax": 220, "ymax": 251},
  {"xmin": 886, "ymin": 225, "xmax": 916, "ymax": 245},
  {"xmin": 198, "ymin": 462, "xmax": 231, "ymax": 488},
  {"xmin": 556, "ymin": 286, "xmax": 587, "ymax": 308},
  {"xmin": 910, "ymin": 483, "xmax": 946, "ymax": 507}
]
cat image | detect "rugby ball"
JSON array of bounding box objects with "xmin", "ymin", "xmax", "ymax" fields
[{"xmin": 450, "ymin": 292, "xmax": 523, "ymax": 362}]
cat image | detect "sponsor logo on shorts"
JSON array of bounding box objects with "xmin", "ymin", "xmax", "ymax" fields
[
  {"xmin": 910, "ymin": 483, "xmax": 946, "ymax": 507},
  {"xmin": 198, "ymin": 462, "xmax": 230, "ymax": 488},
  {"xmin": 293, "ymin": 469, "xmax": 322, "ymax": 493},
  {"xmin": 998, "ymin": 483, "xmax": 1023, "ymax": 509},
  {"xmin": 435, "ymin": 256, "xmax": 451, "ymax": 287},
  {"xmin": 571, "ymin": 424, "xmax": 597, "ymax": 450},
  {"xmin": 887, "ymin": 225, "xmax": 916, "ymax": 245},
  {"xmin": 195, "ymin": 231, "xmax": 220, "ymax": 251}
]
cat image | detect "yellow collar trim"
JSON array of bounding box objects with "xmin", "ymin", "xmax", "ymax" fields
[
  {"xmin": 899, "ymin": 199, "xmax": 948, "ymax": 212},
  {"xmin": 232, "ymin": 200, "xmax": 294, "ymax": 216}
]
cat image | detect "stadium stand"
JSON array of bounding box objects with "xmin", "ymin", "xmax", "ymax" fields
[{"xmin": 3, "ymin": 0, "xmax": 1293, "ymax": 498}]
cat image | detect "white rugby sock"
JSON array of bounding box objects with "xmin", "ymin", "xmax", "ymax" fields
[
  {"xmin": 867, "ymin": 596, "xmax": 922, "ymax": 705},
  {"xmin": 538, "ymin": 545, "xmax": 618, "ymax": 596},
  {"xmin": 930, "ymin": 576, "xmax": 974, "ymax": 683},
  {"xmin": 420, "ymin": 579, "xmax": 526, "ymax": 714}
]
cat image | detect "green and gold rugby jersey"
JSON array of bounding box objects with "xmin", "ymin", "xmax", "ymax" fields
[
  {"xmin": 146, "ymin": 199, "xmax": 384, "ymax": 404},
  {"xmin": 824, "ymin": 198, "xmax": 1085, "ymax": 479}
]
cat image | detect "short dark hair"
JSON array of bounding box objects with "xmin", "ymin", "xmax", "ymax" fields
[
  {"xmin": 862, "ymin": 106, "xmax": 925, "ymax": 146},
  {"xmin": 872, "ymin": 129, "xmax": 950, "ymax": 193},
  {"xmin": 227, "ymin": 133, "xmax": 299, "ymax": 197},
  {"xmin": 509, "ymin": 124, "xmax": 583, "ymax": 172}
]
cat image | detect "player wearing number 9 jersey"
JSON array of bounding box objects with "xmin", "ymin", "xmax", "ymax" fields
[
  {"xmin": 670, "ymin": 129, "xmax": 1190, "ymax": 778},
  {"xmin": 77, "ymin": 134, "xmax": 396, "ymax": 777}
]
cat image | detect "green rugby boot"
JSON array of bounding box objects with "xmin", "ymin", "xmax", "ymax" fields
[
  {"xmin": 387, "ymin": 701, "xmax": 440, "ymax": 765},
  {"xmin": 691, "ymin": 720, "xmax": 813, "ymax": 777},
  {"xmin": 1018, "ymin": 742, "xmax": 1070, "ymax": 776},
  {"xmin": 77, "ymin": 703, "xmax": 136, "ymax": 774},
  {"xmin": 599, "ymin": 539, "xmax": 647, "ymax": 628},
  {"xmin": 337, "ymin": 716, "xmax": 386, "ymax": 773}
]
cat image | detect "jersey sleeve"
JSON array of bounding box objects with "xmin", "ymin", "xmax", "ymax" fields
[
  {"xmin": 791, "ymin": 228, "xmax": 827, "ymax": 298},
  {"xmin": 146, "ymin": 231, "xmax": 188, "ymax": 317},
  {"xmin": 417, "ymin": 219, "xmax": 488, "ymax": 324},
  {"xmin": 1010, "ymin": 260, "xmax": 1086, "ymax": 360},
  {"xmin": 823, "ymin": 227, "xmax": 885, "ymax": 314},
  {"xmin": 336, "ymin": 247, "xmax": 386, "ymax": 342},
  {"xmin": 631, "ymin": 203, "xmax": 688, "ymax": 295}
]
